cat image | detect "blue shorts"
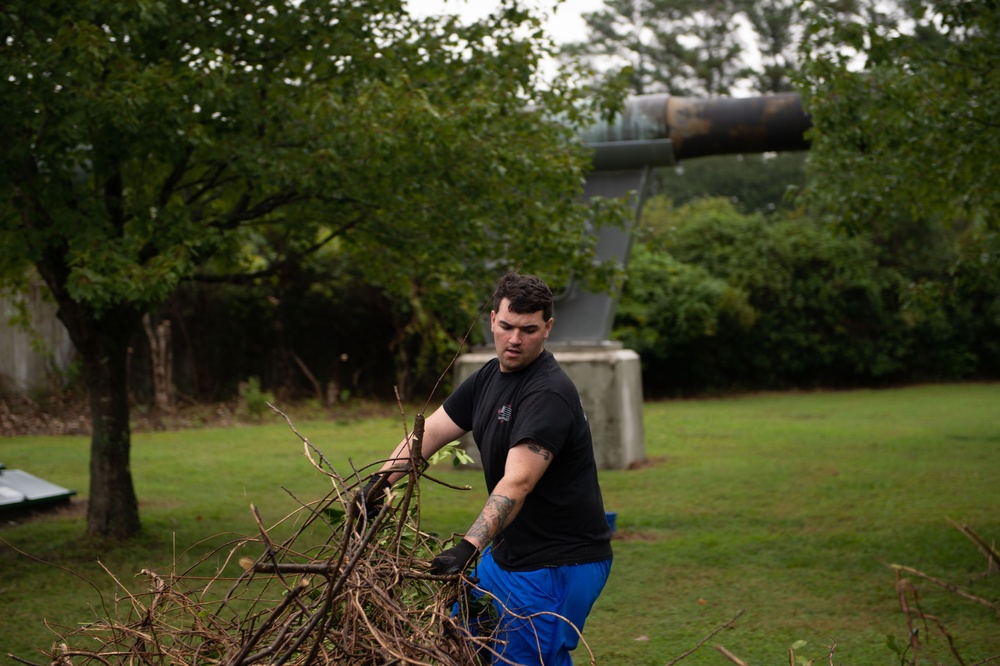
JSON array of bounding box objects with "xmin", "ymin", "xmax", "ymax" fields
[{"xmin": 460, "ymin": 547, "xmax": 612, "ymax": 665}]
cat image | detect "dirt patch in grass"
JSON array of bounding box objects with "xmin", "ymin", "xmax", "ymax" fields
[
  {"xmin": 0, "ymin": 498, "xmax": 87, "ymax": 529},
  {"xmin": 627, "ymin": 455, "xmax": 670, "ymax": 470},
  {"xmin": 613, "ymin": 529, "xmax": 662, "ymax": 542}
]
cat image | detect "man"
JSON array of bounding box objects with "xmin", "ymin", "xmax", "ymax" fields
[{"xmin": 361, "ymin": 272, "xmax": 613, "ymax": 665}]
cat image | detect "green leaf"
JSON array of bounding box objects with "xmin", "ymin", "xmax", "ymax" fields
[{"xmin": 322, "ymin": 506, "xmax": 346, "ymax": 528}]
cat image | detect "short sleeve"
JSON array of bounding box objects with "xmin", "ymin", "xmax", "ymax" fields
[
  {"xmin": 443, "ymin": 370, "xmax": 477, "ymax": 432},
  {"xmin": 509, "ymin": 389, "xmax": 575, "ymax": 456}
]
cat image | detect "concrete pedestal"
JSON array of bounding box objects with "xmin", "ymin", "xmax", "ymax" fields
[{"xmin": 453, "ymin": 344, "xmax": 645, "ymax": 470}]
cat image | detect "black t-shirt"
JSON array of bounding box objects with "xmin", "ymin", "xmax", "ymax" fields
[{"xmin": 443, "ymin": 350, "xmax": 613, "ymax": 571}]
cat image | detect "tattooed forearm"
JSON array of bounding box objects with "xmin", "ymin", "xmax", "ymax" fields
[{"xmin": 466, "ymin": 493, "xmax": 516, "ymax": 545}]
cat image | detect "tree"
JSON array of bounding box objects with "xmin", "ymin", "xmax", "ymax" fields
[
  {"xmin": 562, "ymin": 0, "xmax": 749, "ymax": 96},
  {"xmin": 741, "ymin": 0, "xmax": 805, "ymax": 94},
  {"xmin": 561, "ymin": 0, "xmax": 847, "ymax": 98},
  {"xmin": 796, "ymin": 0, "xmax": 1000, "ymax": 230},
  {"xmin": 0, "ymin": 0, "xmax": 626, "ymax": 538},
  {"xmin": 654, "ymin": 152, "xmax": 808, "ymax": 214}
]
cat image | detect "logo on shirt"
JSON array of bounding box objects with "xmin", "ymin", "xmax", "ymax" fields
[{"xmin": 497, "ymin": 404, "xmax": 513, "ymax": 422}]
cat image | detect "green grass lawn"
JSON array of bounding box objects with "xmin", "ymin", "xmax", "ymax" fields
[{"xmin": 2, "ymin": 383, "xmax": 999, "ymax": 665}]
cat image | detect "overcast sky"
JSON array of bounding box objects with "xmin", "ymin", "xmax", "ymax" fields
[{"xmin": 405, "ymin": 0, "xmax": 606, "ymax": 45}]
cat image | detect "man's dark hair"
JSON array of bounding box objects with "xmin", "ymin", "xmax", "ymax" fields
[{"xmin": 494, "ymin": 272, "xmax": 553, "ymax": 321}]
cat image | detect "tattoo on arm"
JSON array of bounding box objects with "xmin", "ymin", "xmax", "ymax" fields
[
  {"xmin": 525, "ymin": 441, "xmax": 551, "ymax": 461},
  {"xmin": 466, "ymin": 493, "xmax": 516, "ymax": 545}
]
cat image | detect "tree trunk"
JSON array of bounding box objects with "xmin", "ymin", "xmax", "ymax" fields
[
  {"xmin": 60, "ymin": 302, "xmax": 143, "ymax": 539},
  {"xmin": 144, "ymin": 314, "xmax": 174, "ymax": 413}
]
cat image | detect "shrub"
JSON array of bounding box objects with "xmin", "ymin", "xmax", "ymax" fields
[
  {"xmin": 613, "ymin": 245, "xmax": 757, "ymax": 393},
  {"xmin": 242, "ymin": 376, "xmax": 274, "ymax": 419},
  {"xmin": 619, "ymin": 198, "xmax": 914, "ymax": 394}
]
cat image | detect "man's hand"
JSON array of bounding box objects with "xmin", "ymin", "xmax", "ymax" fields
[
  {"xmin": 429, "ymin": 539, "xmax": 478, "ymax": 575},
  {"xmin": 353, "ymin": 474, "xmax": 387, "ymax": 532}
]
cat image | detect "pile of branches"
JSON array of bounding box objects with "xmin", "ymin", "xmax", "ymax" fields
[{"xmin": 33, "ymin": 411, "xmax": 513, "ymax": 665}]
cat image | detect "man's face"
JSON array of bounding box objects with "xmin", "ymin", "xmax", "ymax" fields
[{"xmin": 490, "ymin": 297, "xmax": 553, "ymax": 373}]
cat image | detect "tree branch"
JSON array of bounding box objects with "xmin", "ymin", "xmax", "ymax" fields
[
  {"xmin": 181, "ymin": 162, "xmax": 238, "ymax": 206},
  {"xmin": 187, "ymin": 212, "xmax": 366, "ymax": 285},
  {"xmin": 663, "ymin": 610, "xmax": 745, "ymax": 666},
  {"xmin": 157, "ymin": 146, "xmax": 194, "ymax": 208}
]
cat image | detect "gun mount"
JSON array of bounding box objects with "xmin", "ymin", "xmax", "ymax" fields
[{"xmin": 548, "ymin": 92, "xmax": 811, "ymax": 346}]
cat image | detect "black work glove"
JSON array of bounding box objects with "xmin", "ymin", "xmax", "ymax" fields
[
  {"xmin": 430, "ymin": 539, "xmax": 478, "ymax": 575},
  {"xmin": 353, "ymin": 474, "xmax": 387, "ymax": 531}
]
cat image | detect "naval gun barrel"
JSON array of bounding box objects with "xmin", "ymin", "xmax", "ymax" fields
[{"xmin": 584, "ymin": 93, "xmax": 811, "ymax": 171}]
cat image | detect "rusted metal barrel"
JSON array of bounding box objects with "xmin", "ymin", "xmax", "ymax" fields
[{"xmin": 584, "ymin": 93, "xmax": 811, "ymax": 170}]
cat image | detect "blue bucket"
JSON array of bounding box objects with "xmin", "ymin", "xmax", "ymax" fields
[{"xmin": 605, "ymin": 511, "xmax": 618, "ymax": 534}]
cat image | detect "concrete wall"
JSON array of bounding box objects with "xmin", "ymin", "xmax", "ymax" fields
[
  {"xmin": 453, "ymin": 344, "xmax": 646, "ymax": 470},
  {"xmin": 0, "ymin": 283, "xmax": 74, "ymax": 393}
]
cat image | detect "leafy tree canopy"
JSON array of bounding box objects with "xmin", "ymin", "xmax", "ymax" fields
[
  {"xmin": 1, "ymin": 0, "xmax": 626, "ymax": 306},
  {"xmin": 797, "ymin": 0, "xmax": 1000, "ymax": 231}
]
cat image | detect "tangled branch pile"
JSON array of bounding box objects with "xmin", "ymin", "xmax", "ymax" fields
[{"xmin": 38, "ymin": 412, "xmax": 503, "ymax": 665}]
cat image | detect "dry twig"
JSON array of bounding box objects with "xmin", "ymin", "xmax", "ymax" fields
[
  {"xmin": 714, "ymin": 644, "xmax": 749, "ymax": 666},
  {"xmin": 662, "ymin": 609, "xmax": 744, "ymax": 666},
  {"xmin": 890, "ymin": 523, "xmax": 1000, "ymax": 666}
]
